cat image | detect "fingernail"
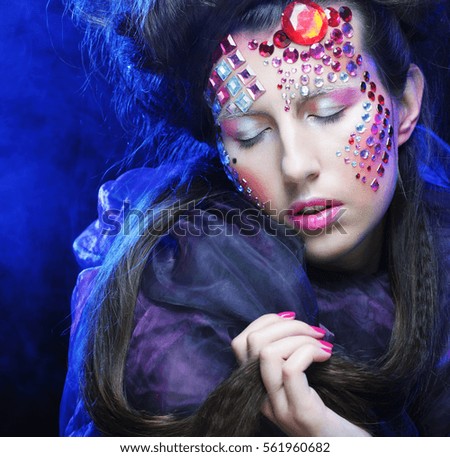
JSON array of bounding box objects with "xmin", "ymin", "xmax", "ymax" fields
[
  {"xmin": 321, "ymin": 341, "xmax": 334, "ymax": 349},
  {"xmin": 321, "ymin": 347, "xmax": 333, "ymax": 355},
  {"xmin": 278, "ymin": 311, "xmax": 296, "ymax": 319},
  {"xmin": 310, "ymin": 326, "xmax": 326, "ymax": 335}
]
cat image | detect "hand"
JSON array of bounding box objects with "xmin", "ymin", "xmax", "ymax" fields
[{"xmin": 231, "ymin": 313, "xmax": 371, "ymax": 437}]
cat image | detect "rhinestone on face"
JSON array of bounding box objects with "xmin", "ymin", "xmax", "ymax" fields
[
  {"xmin": 377, "ymin": 164, "xmax": 385, "ymax": 176},
  {"xmin": 314, "ymin": 64, "xmax": 324, "ymax": 75},
  {"xmin": 300, "ymin": 85, "xmax": 310, "ymax": 97},
  {"xmin": 340, "ymin": 72, "xmax": 349, "ymax": 83},
  {"xmin": 274, "ymin": 30, "xmax": 291, "ymax": 48},
  {"xmin": 382, "ymin": 152, "xmax": 390, "ymax": 164},
  {"xmin": 247, "ymin": 81, "xmax": 266, "ymax": 100},
  {"xmin": 283, "ymin": 47, "xmax": 299, "ymax": 64},
  {"xmin": 302, "ymin": 63, "xmax": 312, "ymax": 73},
  {"xmin": 300, "ymin": 74, "xmax": 309, "ymax": 85},
  {"xmin": 363, "ymin": 71, "xmax": 370, "ymax": 82},
  {"xmin": 310, "ymin": 43, "xmax": 325, "ymax": 59},
  {"xmin": 322, "ymin": 55, "xmax": 331, "ymax": 66},
  {"xmin": 356, "ymin": 123, "xmax": 366, "ymax": 133},
  {"xmin": 331, "ymin": 61, "xmax": 341, "ymax": 72},
  {"xmin": 272, "ymin": 57, "xmax": 282, "ymax": 68},
  {"xmin": 333, "ymin": 47, "xmax": 343, "ymax": 58},
  {"xmin": 216, "ymin": 86, "xmax": 230, "ymax": 106},
  {"xmin": 300, "ymin": 50, "xmax": 310, "ymax": 61},
  {"xmin": 326, "ymin": 7, "xmax": 340, "ymax": 27},
  {"xmin": 361, "ymin": 81, "xmax": 367, "ymax": 93},
  {"xmin": 336, "ymin": 151, "xmax": 342, "ymax": 157},
  {"xmin": 362, "ymin": 113, "xmax": 371, "ymax": 123},
  {"xmin": 356, "ymin": 54, "xmax": 363, "ymax": 66},
  {"xmin": 375, "ymin": 143, "xmax": 382, "ymax": 154},
  {"xmin": 208, "ymin": 71, "xmax": 222, "ymax": 90},
  {"xmin": 237, "ymin": 66, "xmax": 256, "ymax": 84},
  {"xmin": 327, "ymin": 72, "xmax": 337, "ymax": 83},
  {"xmin": 368, "ymin": 91, "xmax": 376, "ymax": 102},
  {"xmin": 360, "ymin": 149, "xmax": 370, "ymax": 160},
  {"xmin": 228, "ymin": 51, "xmax": 246, "ymax": 69},
  {"xmin": 282, "ymin": 0, "xmax": 329, "ymax": 45},
  {"xmin": 227, "ymin": 76, "xmax": 242, "ymax": 96},
  {"xmin": 330, "ymin": 28, "xmax": 343, "ymax": 44},
  {"xmin": 366, "ymin": 136, "xmax": 375, "ymax": 147},
  {"xmin": 220, "ymin": 35, "xmax": 237, "ymax": 55},
  {"xmin": 235, "ymin": 92, "xmax": 253, "ymax": 112},
  {"xmin": 248, "ymin": 39, "xmax": 258, "ymax": 50},
  {"xmin": 371, "ymin": 179, "xmax": 380, "ymax": 192},
  {"xmin": 346, "ymin": 61, "xmax": 357, "ymax": 76},
  {"xmin": 363, "ymin": 102, "xmax": 372, "ymax": 111},
  {"xmin": 343, "ymin": 42, "xmax": 355, "ymax": 57},
  {"xmin": 342, "ymin": 22, "xmax": 354, "ymax": 38},
  {"xmin": 378, "ymin": 94, "xmax": 385, "ymax": 105},
  {"xmin": 371, "ymin": 124, "xmax": 379, "ymax": 135},
  {"xmin": 324, "ymin": 39, "xmax": 334, "ymax": 50},
  {"xmin": 339, "ymin": 6, "xmax": 352, "ymax": 22},
  {"xmin": 314, "ymin": 77, "xmax": 324, "ymax": 88},
  {"xmin": 259, "ymin": 41, "xmax": 275, "ymax": 57},
  {"xmin": 216, "ymin": 60, "xmax": 232, "ymax": 81}
]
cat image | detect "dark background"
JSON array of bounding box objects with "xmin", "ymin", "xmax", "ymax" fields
[{"xmin": 0, "ymin": 1, "xmax": 449, "ymax": 436}]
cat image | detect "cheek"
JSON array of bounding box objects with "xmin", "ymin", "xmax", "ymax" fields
[
  {"xmin": 335, "ymin": 72, "xmax": 395, "ymax": 193},
  {"xmin": 227, "ymin": 163, "xmax": 271, "ymax": 205}
]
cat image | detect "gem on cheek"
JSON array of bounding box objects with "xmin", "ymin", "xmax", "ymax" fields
[
  {"xmin": 333, "ymin": 47, "xmax": 343, "ymax": 58},
  {"xmin": 331, "ymin": 61, "xmax": 341, "ymax": 72},
  {"xmin": 343, "ymin": 42, "xmax": 355, "ymax": 57},
  {"xmin": 217, "ymin": 86, "xmax": 230, "ymax": 106},
  {"xmin": 272, "ymin": 57, "xmax": 282, "ymax": 68},
  {"xmin": 314, "ymin": 77, "xmax": 324, "ymax": 88},
  {"xmin": 330, "ymin": 28, "xmax": 343, "ymax": 44},
  {"xmin": 322, "ymin": 55, "xmax": 331, "ymax": 66},
  {"xmin": 371, "ymin": 179, "xmax": 380, "ymax": 192}
]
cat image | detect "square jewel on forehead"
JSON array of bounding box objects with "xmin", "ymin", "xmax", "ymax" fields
[{"xmin": 206, "ymin": 34, "xmax": 266, "ymax": 119}]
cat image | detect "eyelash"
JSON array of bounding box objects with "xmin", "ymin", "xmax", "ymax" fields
[
  {"xmin": 235, "ymin": 109, "xmax": 345, "ymax": 149},
  {"xmin": 312, "ymin": 109, "xmax": 345, "ymax": 125},
  {"xmin": 237, "ymin": 128, "xmax": 270, "ymax": 149}
]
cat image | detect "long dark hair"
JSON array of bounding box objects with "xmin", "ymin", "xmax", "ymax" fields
[{"xmin": 66, "ymin": 0, "xmax": 447, "ymax": 435}]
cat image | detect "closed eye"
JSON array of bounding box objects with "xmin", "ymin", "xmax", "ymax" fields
[
  {"xmin": 236, "ymin": 128, "xmax": 271, "ymax": 149},
  {"xmin": 309, "ymin": 109, "xmax": 345, "ymax": 125}
]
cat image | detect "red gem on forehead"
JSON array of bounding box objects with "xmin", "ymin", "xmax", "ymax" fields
[
  {"xmin": 282, "ymin": 1, "xmax": 328, "ymax": 46},
  {"xmin": 273, "ymin": 30, "xmax": 291, "ymax": 48}
]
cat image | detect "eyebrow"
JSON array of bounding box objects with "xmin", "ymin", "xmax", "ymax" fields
[{"xmin": 218, "ymin": 86, "xmax": 347, "ymax": 121}]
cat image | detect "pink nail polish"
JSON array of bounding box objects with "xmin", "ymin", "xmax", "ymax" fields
[
  {"xmin": 310, "ymin": 326, "xmax": 326, "ymax": 335},
  {"xmin": 321, "ymin": 347, "xmax": 333, "ymax": 355},
  {"xmin": 278, "ymin": 311, "xmax": 296, "ymax": 319},
  {"xmin": 321, "ymin": 341, "xmax": 334, "ymax": 349}
]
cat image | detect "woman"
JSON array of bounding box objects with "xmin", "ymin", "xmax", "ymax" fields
[{"xmin": 60, "ymin": 0, "xmax": 450, "ymax": 436}]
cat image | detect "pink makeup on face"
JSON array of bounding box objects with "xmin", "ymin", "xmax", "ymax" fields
[{"xmin": 208, "ymin": 2, "xmax": 395, "ymax": 208}]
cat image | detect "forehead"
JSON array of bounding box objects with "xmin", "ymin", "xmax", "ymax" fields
[{"xmin": 208, "ymin": 4, "xmax": 368, "ymax": 117}]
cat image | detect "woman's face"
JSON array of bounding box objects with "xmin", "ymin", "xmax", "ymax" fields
[{"xmin": 213, "ymin": 5, "xmax": 403, "ymax": 273}]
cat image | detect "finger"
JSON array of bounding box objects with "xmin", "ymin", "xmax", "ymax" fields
[
  {"xmin": 259, "ymin": 336, "xmax": 331, "ymax": 394},
  {"xmin": 231, "ymin": 314, "xmax": 281, "ymax": 363},
  {"xmin": 244, "ymin": 320, "xmax": 327, "ymax": 362},
  {"xmin": 261, "ymin": 341, "xmax": 332, "ymax": 421}
]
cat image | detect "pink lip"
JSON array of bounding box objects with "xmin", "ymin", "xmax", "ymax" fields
[{"xmin": 288, "ymin": 198, "xmax": 344, "ymax": 232}]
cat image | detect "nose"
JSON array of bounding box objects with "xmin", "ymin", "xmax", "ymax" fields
[{"xmin": 281, "ymin": 131, "xmax": 321, "ymax": 185}]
